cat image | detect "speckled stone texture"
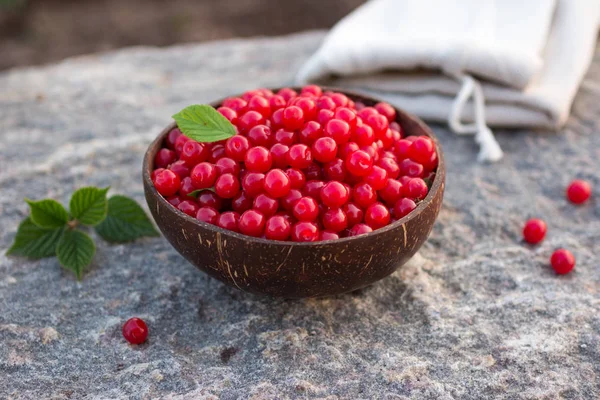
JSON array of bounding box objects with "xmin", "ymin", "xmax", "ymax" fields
[{"xmin": 0, "ymin": 32, "xmax": 599, "ymax": 400}]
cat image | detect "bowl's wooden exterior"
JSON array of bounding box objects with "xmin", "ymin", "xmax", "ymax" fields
[{"xmin": 143, "ymin": 89, "xmax": 445, "ymax": 298}]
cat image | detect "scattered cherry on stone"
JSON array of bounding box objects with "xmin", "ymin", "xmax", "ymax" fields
[{"xmin": 122, "ymin": 317, "xmax": 148, "ymax": 345}]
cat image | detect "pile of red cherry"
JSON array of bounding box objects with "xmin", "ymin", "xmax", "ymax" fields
[{"xmin": 151, "ymin": 85, "xmax": 437, "ymax": 242}]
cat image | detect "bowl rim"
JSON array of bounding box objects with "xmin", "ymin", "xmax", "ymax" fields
[{"xmin": 143, "ymin": 87, "xmax": 445, "ymax": 247}]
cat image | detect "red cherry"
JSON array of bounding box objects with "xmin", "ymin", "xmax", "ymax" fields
[
  {"xmin": 287, "ymin": 144, "xmax": 313, "ymax": 169},
  {"xmin": 253, "ymin": 193, "xmax": 279, "ymax": 217},
  {"xmin": 177, "ymin": 200, "xmax": 199, "ymax": 217},
  {"xmin": 154, "ymin": 148, "xmax": 176, "ymax": 169},
  {"xmin": 247, "ymin": 125, "xmax": 273, "ymax": 147},
  {"xmin": 265, "ymin": 215, "xmax": 292, "ymax": 241},
  {"xmin": 167, "ymin": 195, "xmax": 183, "ymax": 207},
  {"xmin": 345, "ymin": 150, "xmax": 373, "ymax": 177},
  {"xmin": 393, "ymin": 198, "xmax": 417, "ymax": 219},
  {"xmin": 293, "ymin": 97, "xmax": 317, "ymax": 121},
  {"xmin": 247, "ymin": 95, "xmax": 271, "ymax": 117},
  {"xmin": 196, "ymin": 206, "xmax": 219, "ymax": 224},
  {"xmin": 168, "ymin": 160, "xmax": 190, "ymax": 179},
  {"xmin": 174, "ymin": 134, "xmax": 191, "ymax": 155},
  {"xmin": 299, "ymin": 121, "xmax": 323, "ymax": 145},
  {"xmin": 292, "ymin": 196, "xmax": 319, "ymax": 221},
  {"xmin": 374, "ymin": 102, "xmax": 396, "ymax": 122},
  {"xmin": 291, "ymin": 221, "xmax": 320, "ymax": 242},
  {"xmin": 523, "ymin": 219, "xmax": 547, "ymax": 244},
  {"xmin": 208, "ymin": 144, "xmax": 226, "ymax": 163},
  {"xmin": 365, "ymin": 165, "xmax": 388, "ymax": 190},
  {"xmin": 232, "ymin": 191, "xmax": 252, "ymax": 213},
  {"xmin": 217, "ymin": 211, "xmax": 240, "ymax": 232},
  {"xmin": 316, "ymin": 96, "xmax": 336, "ymax": 111},
  {"xmin": 365, "ymin": 114, "xmax": 389, "ymax": 138},
  {"xmin": 408, "ymin": 136, "xmax": 435, "ymax": 164},
  {"xmin": 277, "ymin": 88, "xmax": 297, "ymax": 101},
  {"xmin": 263, "ymin": 169, "xmax": 291, "ymax": 198},
  {"xmin": 364, "ymin": 202, "xmax": 390, "ymax": 229},
  {"xmin": 324, "ymin": 119, "xmax": 351, "ymax": 145},
  {"xmin": 270, "ymin": 108, "xmax": 284, "ymax": 128},
  {"xmin": 378, "ymin": 157, "xmax": 400, "ymax": 179},
  {"xmin": 274, "ymin": 129, "xmax": 297, "ymax": 146},
  {"xmin": 348, "ymin": 223, "xmax": 373, "ymax": 237},
  {"xmin": 343, "ymin": 203, "xmax": 364, "ymax": 227},
  {"xmin": 338, "ymin": 142, "xmax": 360, "ymax": 160},
  {"xmin": 190, "ymin": 162, "xmax": 217, "ymax": 189},
  {"xmin": 154, "ymin": 170, "xmax": 181, "ymax": 196},
  {"xmin": 178, "ymin": 176, "xmax": 195, "ymax": 198},
  {"xmin": 215, "ymin": 157, "xmax": 240, "ymax": 176},
  {"xmin": 122, "ymin": 317, "xmax": 148, "ymax": 345},
  {"xmin": 550, "ymin": 249, "xmax": 575, "ymax": 275},
  {"xmin": 222, "ymin": 97, "xmax": 247, "ymax": 113},
  {"xmin": 242, "ymin": 172, "xmax": 265, "ymax": 197},
  {"xmin": 280, "ymin": 189, "xmax": 303, "ymax": 211},
  {"xmin": 165, "ymin": 128, "xmax": 182, "ymax": 150},
  {"xmin": 334, "ymin": 107, "xmax": 357, "ymax": 129},
  {"xmin": 225, "ymin": 135, "xmax": 250, "ymax": 161},
  {"xmin": 323, "ymin": 158, "xmax": 347, "ymax": 182},
  {"xmin": 566, "ymin": 180, "xmax": 591, "ymax": 204},
  {"xmin": 322, "ymin": 208, "xmax": 348, "ymax": 233},
  {"xmin": 352, "ymin": 124, "xmax": 375, "ymax": 147},
  {"xmin": 399, "ymin": 159, "xmax": 424, "ymax": 178},
  {"xmin": 406, "ymin": 178, "xmax": 428, "ymax": 200},
  {"xmin": 301, "ymin": 84, "xmax": 322, "ymax": 97},
  {"xmin": 270, "ymin": 143, "xmax": 290, "ymax": 170},
  {"xmin": 152, "ymin": 168, "xmax": 165, "ymax": 182},
  {"xmin": 320, "ymin": 231, "xmax": 340, "ymax": 241},
  {"xmin": 285, "ymin": 168, "xmax": 306, "ymax": 189},
  {"xmin": 330, "ymin": 93, "xmax": 349, "ymax": 107},
  {"xmin": 379, "ymin": 179, "xmax": 404, "ymax": 205},
  {"xmin": 320, "ymin": 181, "xmax": 350, "ymax": 208},
  {"xmin": 238, "ymin": 111, "xmax": 265, "ymax": 134},
  {"xmin": 238, "ymin": 210, "xmax": 266, "ymax": 237},
  {"xmin": 214, "ymin": 173, "xmax": 240, "ymax": 199},
  {"xmin": 317, "ymin": 109, "xmax": 335, "ymax": 126},
  {"xmin": 312, "ymin": 137, "xmax": 338, "ymax": 163},
  {"xmin": 304, "ymin": 163, "xmax": 323, "ymax": 180},
  {"xmin": 303, "ymin": 180, "xmax": 325, "ymax": 199},
  {"xmin": 180, "ymin": 141, "xmax": 209, "ymax": 167},
  {"xmin": 244, "ymin": 146, "xmax": 272, "ymax": 173},
  {"xmin": 282, "ymin": 106, "xmax": 304, "ymax": 130},
  {"xmin": 217, "ymin": 106, "xmax": 238, "ymax": 124},
  {"xmin": 197, "ymin": 190, "xmax": 223, "ymax": 210},
  {"xmin": 353, "ymin": 182, "xmax": 377, "ymax": 208},
  {"xmin": 269, "ymin": 95, "xmax": 287, "ymax": 111}
]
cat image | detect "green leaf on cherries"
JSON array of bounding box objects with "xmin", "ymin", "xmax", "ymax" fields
[
  {"xmin": 172, "ymin": 104, "xmax": 236, "ymax": 143},
  {"xmin": 95, "ymin": 195, "xmax": 159, "ymax": 243},
  {"xmin": 25, "ymin": 198, "xmax": 69, "ymax": 229},
  {"xmin": 56, "ymin": 229, "xmax": 95, "ymax": 280},
  {"xmin": 6, "ymin": 217, "xmax": 64, "ymax": 259},
  {"xmin": 187, "ymin": 188, "xmax": 215, "ymax": 198},
  {"xmin": 69, "ymin": 186, "xmax": 110, "ymax": 226}
]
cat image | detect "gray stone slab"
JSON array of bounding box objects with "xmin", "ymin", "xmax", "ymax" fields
[{"xmin": 0, "ymin": 31, "xmax": 599, "ymax": 399}]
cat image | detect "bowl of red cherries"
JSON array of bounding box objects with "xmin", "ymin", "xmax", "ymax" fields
[{"xmin": 143, "ymin": 86, "xmax": 445, "ymax": 298}]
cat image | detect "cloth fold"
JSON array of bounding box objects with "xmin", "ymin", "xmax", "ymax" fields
[{"xmin": 297, "ymin": 0, "xmax": 600, "ymax": 161}]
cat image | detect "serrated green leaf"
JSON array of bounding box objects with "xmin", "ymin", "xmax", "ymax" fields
[
  {"xmin": 6, "ymin": 217, "xmax": 64, "ymax": 259},
  {"xmin": 25, "ymin": 198, "xmax": 68, "ymax": 229},
  {"xmin": 69, "ymin": 186, "xmax": 109, "ymax": 226},
  {"xmin": 95, "ymin": 195, "xmax": 159, "ymax": 243},
  {"xmin": 172, "ymin": 104, "xmax": 236, "ymax": 143},
  {"xmin": 56, "ymin": 229, "xmax": 95, "ymax": 280}
]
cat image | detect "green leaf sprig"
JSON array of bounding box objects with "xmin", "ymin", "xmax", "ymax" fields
[
  {"xmin": 172, "ymin": 104, "xmax": 236, "ymax": 143},
  {"xmin": 7, "ymin": 187, "xmax": 159, "ymax": 280}
]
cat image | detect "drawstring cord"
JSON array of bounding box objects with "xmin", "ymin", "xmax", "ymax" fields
[{"xmin": 449, "ymin": 75, "xmax": 504, "ymax": 162}]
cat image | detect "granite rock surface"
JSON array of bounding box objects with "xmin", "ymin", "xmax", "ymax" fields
[{"xmin": 0, "ymin": 32, "xmax": 599, "ymax": 399}]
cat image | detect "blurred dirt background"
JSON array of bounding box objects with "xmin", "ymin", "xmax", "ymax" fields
[{"xmin": 0, "ymin": 0, "xmax": 364, "ymax": 71}]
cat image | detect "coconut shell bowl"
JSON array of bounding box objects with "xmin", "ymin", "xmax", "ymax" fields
[{"xmin": 143, "ymin": 89, "xmax": 445, "ymax": 298}]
